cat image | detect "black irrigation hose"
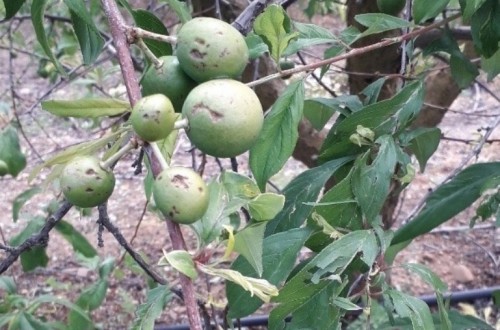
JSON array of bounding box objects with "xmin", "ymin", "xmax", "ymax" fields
[{"xmin": 154, "ymin": 286, "xmax": 500, "ymax": 330}]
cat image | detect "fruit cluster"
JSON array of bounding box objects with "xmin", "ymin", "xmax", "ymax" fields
[{"xmin": 60, "ymin": 17, "xmax": 263, "ymax": 226}]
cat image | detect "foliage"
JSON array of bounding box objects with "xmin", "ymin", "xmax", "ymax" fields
[{"xmin": 0, "ymin": 0, "xmax": 498, "ymax": 329}]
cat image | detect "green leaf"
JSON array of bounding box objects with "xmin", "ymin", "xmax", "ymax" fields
[
  {"xmin": 233, "ymin": 223, "xmax": 267, "ymax": 276},
  {"xmin": 55, "ymin": 220, "xmax": 97, "ymax": 258},
  {"xmin": 163, "ymin": 0, "xmax": 191, "ymax": 23},
  {"xmin": 387, "ymin": 290, "xmax": 435, "ymax": 330},
  {"xmin": 3, "ymin": 0, "xmax": 26, "ymax": 20},
  {"xmin": 352, "ymin": 136, "xmax": 398, "ymax": 223},
  {"xmin": 98, "ymin": 257, "xmax": 115, "ymax": 279},
  {"xmin": 413, "ymin": 0, "xmax": 450, "ymax": 24},
  {"xmin": 331, "ymin": 296, "xmax": 362, "ymax": 311},
  {"xmin": 42, "ymin": 98, "xmax": 130, "ymax": 118},
  {"xmin": 64, "ymin": 0, "xmax": 104, "ymax": 65},
  {"xmin": 250, "ymin": 80, "xmax": 305, "ymax": 191},
  {"xmin": 269, "ymin": 230, "xmax": 377, "ymax": 329},
  {"xmin": 12, "ymin": 312, "xmax": 52, "ymax": 330},
  {"xmin": 31, "ymin": 0, "xmax": 66, "ymax": 75},
  {"xmin": 9, "ymin": 217, "xmax": 49, "ymax": 272},
  {"xmin": 131, "ymin": 285, "xmax": 172, "ymax": 330},
  {"xmin": 253, "ymin": 4, "xmax": 299, "ymax": 62},
  {"xmin": 392, "ymin": 162, "xmax": 500, "ymax": 245},
  {"xmin": 227, "ymin": 228, "xmax": 311, "ymax": 319},
  {"xmin": 0, "ymin": 125, "xmax": 27, "ymax": 177},
  {"xmin": 361, "ymin": 77, "xmax": 387, "ymax": 105},
  {"xmin": 445, "ymin": 309, "xmax": 494, "ymax": 330},
  {"xmin": 470, "ymin": 0, "xmax": 500, "ymax": 58},
  {"xmin": 460, "ymin": 0, "xmax": 487, "ymax": 21},
  {"xmin": 266, "ymin": 156, "xmax": 355, "ymax": 235},
  {"xmin": 221, "ymin": 171, "xmax": 260, "ymax": 200},
  {"xmin": 245, "ymin": 33, "xmax": 269, "ymax": 60},
  {"xmin": 248, "ymin": 193, "xmax": 285, "ymax": 221},
  {"xmin": 482, "ymin": 49, "xmax": 500, "ymax": 81},
  {"xmin": 303, "ymin": 99, "xmax": 342, "ymax": 131},
  {"xmin": 131, "ymin": 10, "xmax": 172, "ymax": 57},
  {"xmin": 191, "ymin": 180, "xmax": 243, "ymax": 246},
  {"xmin": 284, "ymin": 22, "xmax": 338, "ymax": 56},
  {"xmin": 12, "ymin": 187, "xmax": 42, "ymax": 222},
  {"xmin": 68, "ymin": 280, "xmax": 108, "ymax": 330},
  {"xmin": 160, "ymin": 250, "xmax": 197, "ymax": 279},
  {"xmin": 402, "ymin": 128, "xmax": 441, "ymax": 172},
  {"xmin": 450, "ymin": 54, "xmax": 479, "ymax": 88},
  {"xmin": 320, "ymin": 80, "xmax": 424, "ymax": 162},
  {"xmin": 0, "ymin": 276, "xmax": 17, "ymax": 294},
  {"xmin": 355, "ymin": 13, "xmax": 411, "ymax": 39}
]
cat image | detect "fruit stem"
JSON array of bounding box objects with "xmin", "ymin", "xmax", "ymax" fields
[
  {"xmin": 135, "ymin": 38, "xmax": 163, "ymax": 69},
  {"xmin": 131, "ymin": 27, "xmax": 177, "ymax": 45},
  {"xmin": 101, "ymin": 141, "xmax": 136, "ymax": 169},
  {"xmin": 150, "ymin": 142, "xmax": 169, "ymax": 171},
  {"xmin": 174, "ymin": 118, "xmax": 189, "ymax": 130}
]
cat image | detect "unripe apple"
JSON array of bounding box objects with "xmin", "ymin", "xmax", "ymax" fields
[
  {"xmin": 176, "ymin": 17, "xmax": 249, "ymax": 82},
  {"xmin": 60, "ymin": 156, "xmax": 115, "ymax": 208},
  {"xmin": 182, "ymin": 79, "xmax": 263, "ymax": 158},
  {"xmin": 130, "ymin": 94, "xmax": 176, "ymax": 142},
  {"xmin": 141, "ymin": 56, "xmax": 197, "ymax": 113},
  {"xmin": 153, "ymin": 167, "xmax": 209, "ymax": 224}
]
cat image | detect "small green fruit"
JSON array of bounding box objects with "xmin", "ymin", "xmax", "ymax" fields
[
  {"xmin": 141, "ymin": 56, "xmax": 197, "ymax": 113},
  {"xmin": 60, "ymin": 156, "xmax": 115, "ymax": 208},
  {"xmin": 377, "ymin": 0, "xmax": 405, "ymax": 15},
  {"xmin": 130, "ymin": 94, "xmax": 176, "ymax": 142},
  {"xmin": 279, "ymin": 60, "xmax": 295, "ymax": 79},
  {"xmin": 0, "ymin": 160, "xmax": 9, "ymax": 176},
  {"xmin": 182, "ymin": 79, "xmax": 263, "ymax": 158},
  {"xmin": 176, "ymin": 17, "xmax": 249, "ymax": 82},
  {"xmin": 153, "ymin": 167, "xmax": 209, "ymax": 224}
]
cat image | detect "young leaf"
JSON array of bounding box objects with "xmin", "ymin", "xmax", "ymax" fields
[
  {"xmin": 266, "ymin": 156, "xmax": 355, "ymax": 235},
  {"xmin": 355, "ymin": 14, "xmax": 411, "ymax": 39},
  {"xmin": 0, "ymin": 276, "xmax": 17, "ymax": 294},
  {"xmin": 233, "ymin": 223, "xmax": 267, "ymax": 276},
  {"xmin": 3, "ymin": 0, "xmax": 27, "ymax": 20},
  {"xmin": 64, "ymin": 0, "xmax": 104, "ymax": 64},
  {"xmin": 352, "ymin": 136, "xmax": 398, "ymax": 223},
  {"xmin": 132, "ymin": 285, "xmax": 172, "ymax": 330},
  {"xmin": 163, "ymin": 0, "xmax": 191, "ymax": 23},
  {"xmin": 159, "ymin": 250, "xmax": 197, "ymax": 279},
  {"xmin": 392, "ymin": 162, "xmax": 500, "ymax": 245},
  {"xmin": 12, "ymin": 186, "xmax": 42, "ymax": 222},
  {"xmin": 250, "ymin": 80, "xmax": 305, "ymax": 191},
  {"xmin": 55, "ymin": 220, "xmax": 97, "ymax": 258},
  {"xmin": 131, "ymin": 10, "xmax": 172, "ymax": 57},
  {"xmin": 226, "ymin": 228, "xmax": 311, "ymax": 319},
  {"xmin": 331, "ymin": 296, "xmax": 362, "ymax": 311},
  {"xmin": 42, "ymin": 99, "xmax": 130, "ymax": 118},
  {"xmin": 31, "ymin": 0, "xmax": 66, "ymax": 75},
  {"xmin": 253, "ymin": 4, "xmax": 299, "ymax": 62},
  {"xmin": 320, "ymin": 80, "xmax": 424, "ymax": 162},
  {"xmin": 0, "ymin": 125, "xmax": 27, "ymax": 177},
  {"xmin": 387, "ymin": 290, "xmax": 435, "ymax": 330},
  {"xmin": 248, "ymin": 193, "xmax": 285, "ymax": 221},
  {"xmin": 401, "ymin": 127, "xmax": 441, "ymax": 172},
  {"xmin": 413, "ymin": 0, "xmax": 450, "ymax": 24},
  {"xmin": 284, "ymin": 22, "xmax": 339, "ymax": 56},
  {"xmin": 68, "ymin": 280, "xmax": 108, "ymax": 330},
  {"xmin": 9, "ymin": 217, "xmax": 49, "ymax": 272},
  {"xmin": 245, "ymin": 33, "xmax": 269, "ymax": 60},
  {"xmin": 221, "ymin": 171, "xmax": 260, "ymax": 200}
]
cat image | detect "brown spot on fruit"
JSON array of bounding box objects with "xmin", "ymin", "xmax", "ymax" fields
[
  {"xmin": 190, "ymin": 49, "xmax": 206, "ymax": 59},
  {"xmin": 85, "ymin": 187, "xmax": 94, "ymax": 192},
  {"xmin": 172, "ymin": 175, "xmax": 189, "ymax": 189},
  {"xmin": 86, "ymin": 168, "xmax": 96, "ymax": 175},
  {"xmin": 194, "ymin": 37, "xmax": 205, "ymax": 45}
]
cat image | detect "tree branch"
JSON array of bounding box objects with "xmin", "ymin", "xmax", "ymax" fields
[{"xmin": 0, "ymin": 201, "xmax": 72, "ymax": 274}]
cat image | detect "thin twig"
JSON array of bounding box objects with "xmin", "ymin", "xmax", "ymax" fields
[{"xmin": 0, "ymin": 201, "xmax": 72, "ymax": 274}]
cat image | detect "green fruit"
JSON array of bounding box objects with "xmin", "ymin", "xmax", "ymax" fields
[
  {"xmin": 153, "ymin": 167, "xmax": 209, "ymax": 224},
  {"xmin": 182, "ymin": 79, "xmax": 263, "ymax": 158},
  {"xmin": 279, "ymin": 60, "xmax": 295, "ymax": 79},
  {"xmin": 141, "ymin": 56, "xmax": 197, "ymax": 113},
  {"xmin": 60, "ymin": 156, "xmax": 115, "ymax": 208},
  {"xmin": 176, "ymin": 17, "xmax": 249, "ymax": 82},
  {"xmin": 377, "ymin": 0, "xmax": 405, "ymax": 15},
  {"xmin": 130, "ymin": 94, "xmax": 176, "ymax": 142},
  {"xmin": 0, "ymin": 160, "xmax": 9, "ymax": 176}
]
